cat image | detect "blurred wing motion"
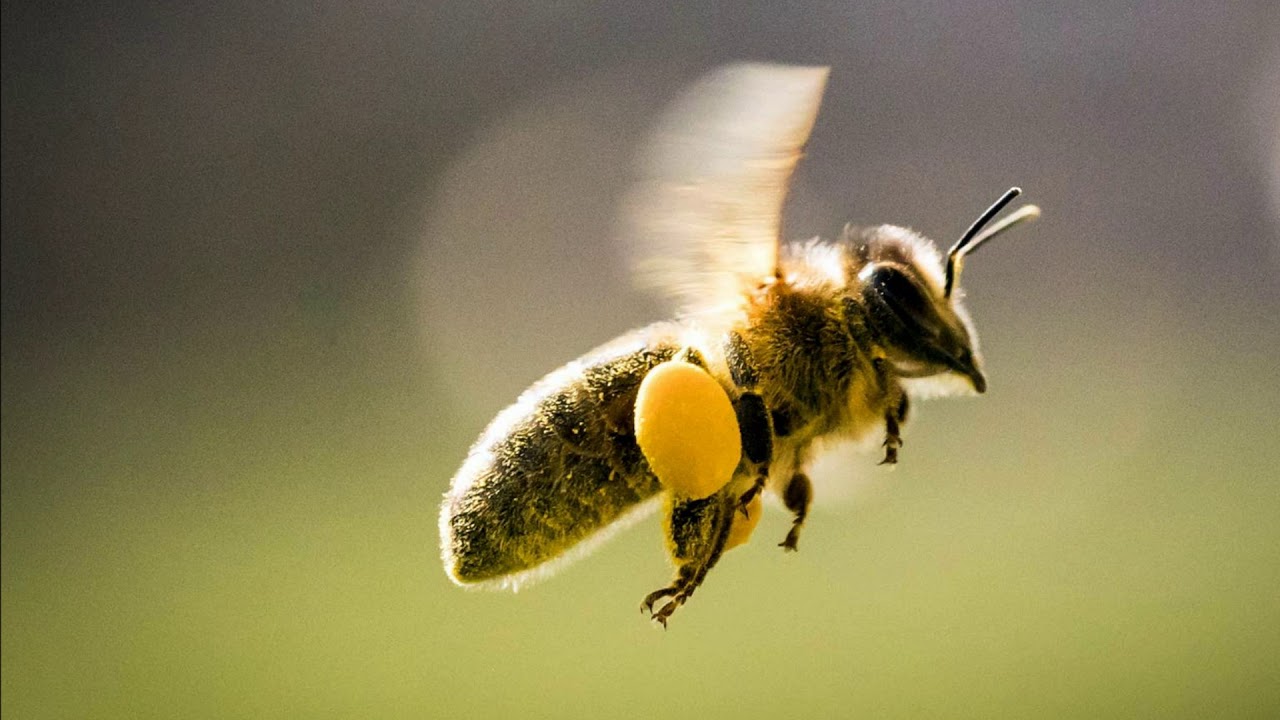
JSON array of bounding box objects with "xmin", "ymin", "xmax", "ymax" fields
[{"xmin": 623, "ymin": 63, "xmax": 831, "ymax": 314}]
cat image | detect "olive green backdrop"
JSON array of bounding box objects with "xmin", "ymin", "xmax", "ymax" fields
[{"xmin": 4, "ymin": 2, "xmax": 1278, "ymax": 718}]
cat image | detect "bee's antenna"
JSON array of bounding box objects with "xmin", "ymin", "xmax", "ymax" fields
[
  {"xmin": 944, "ymin": 187, "xmax": 1037, "ymax": 298},
  {"xmin": 966, "ymin": 203, "xmax": 1041, "ymax": 256}
]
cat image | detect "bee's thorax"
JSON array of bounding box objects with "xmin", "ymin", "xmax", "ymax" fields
[{"xmin": 740, "ymin": 257, "xmax": 893, "ymax": 444}]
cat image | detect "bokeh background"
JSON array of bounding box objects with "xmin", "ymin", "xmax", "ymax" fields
[{"xmin": 4, "ymin": 2, "xmax": 1279, "ymax": 718}]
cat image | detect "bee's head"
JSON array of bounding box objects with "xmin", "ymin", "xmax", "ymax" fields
[{"xmin": 850, "ymin": 188, "xmax": 1039, "ymax": 394}]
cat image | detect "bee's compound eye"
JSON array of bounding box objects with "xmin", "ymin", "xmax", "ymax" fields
[
  {"xmin": 634, "ymin": 361, "xmax": 742, "ymax": 500},
  {"xmin": 724, "ymin": 494, "xmax": 763, "ymax": 551},
  {"xmin": 863, "ymin": 264, "xmax": 932, "ymax": 327}
]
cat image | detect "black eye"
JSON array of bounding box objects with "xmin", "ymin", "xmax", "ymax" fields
[
  {"xmin": 859, "ymin": 263, "xmax": 985, "ymax": 389},
  {"xmin": 863, "ymin": 265, "xmax": 937, "ymax": 341}
]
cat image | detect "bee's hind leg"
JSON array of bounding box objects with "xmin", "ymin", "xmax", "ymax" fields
[{"xmin": 642, "ymin": 489, "xmax": 736, "ymax": 627}]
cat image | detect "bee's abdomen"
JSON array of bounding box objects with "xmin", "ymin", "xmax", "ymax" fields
[{"xmin": 441, "ymin": 335, "xmax": 679, "ymax": 586}]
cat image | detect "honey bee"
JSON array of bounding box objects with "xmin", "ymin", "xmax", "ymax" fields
[{"xmin": 439, "ymin": 63, "xmax": 1039, "ymax": 626}]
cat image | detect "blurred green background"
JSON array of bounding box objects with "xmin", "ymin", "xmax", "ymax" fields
[{"xmin": 4, "ymin": 2, "xmax": 1279, "ymax": 718}]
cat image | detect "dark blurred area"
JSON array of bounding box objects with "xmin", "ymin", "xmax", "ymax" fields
[{"xmin": 3, "ymin": 2, "xmax": 1278, "ymax": 718}]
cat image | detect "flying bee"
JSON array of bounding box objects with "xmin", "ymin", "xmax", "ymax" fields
[{"xmin": 439, "ymin": 63, "xmax": 1040, "ymax": 626}]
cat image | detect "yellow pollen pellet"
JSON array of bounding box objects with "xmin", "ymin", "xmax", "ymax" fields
[
  {"xmin": 634, "ymin": 361, "xmax": 741, "ymax": 500},
  {"xmin": 724, "ymin": 495, "xmax": 763, "ymax": 550}
]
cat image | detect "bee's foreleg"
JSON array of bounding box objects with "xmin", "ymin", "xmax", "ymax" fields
[
  {"xmin": 874, "ymin": 360, "xmax": 909, "ymax": 465},
  {"xmin": 642, "ymin": 489, "xmax": 736, "ymax": 627},
  {"xmin": 724, "ymin": 331, "xmax": 773, "ymax": 515},
  {"xmin": 879, "ymin": 393, "xmax": 908, "ymax": 465},
  {"xmin": 778, "ymin": 472, "xmax": 812, "ymax": 551}
]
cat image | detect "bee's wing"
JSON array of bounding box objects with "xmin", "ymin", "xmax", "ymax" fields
[{"xmin": 623, "ymin": 63, "xmax": 830, "ymax": 315}]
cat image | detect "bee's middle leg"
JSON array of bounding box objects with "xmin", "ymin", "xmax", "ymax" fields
[
  {"xmin": 778, "ymin": 472, "xmax": 812, "ymax": 551},
  {"xmin": 733, "ymin": 393, "xmax": 772, "ymax": 515},
  {"xmin": 642, "ymin": 490, "xmax": 736, "ymax": 627},
  {"xmin": 724, "ymin": 331, "xmax": 773, "ymax": 516}
]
